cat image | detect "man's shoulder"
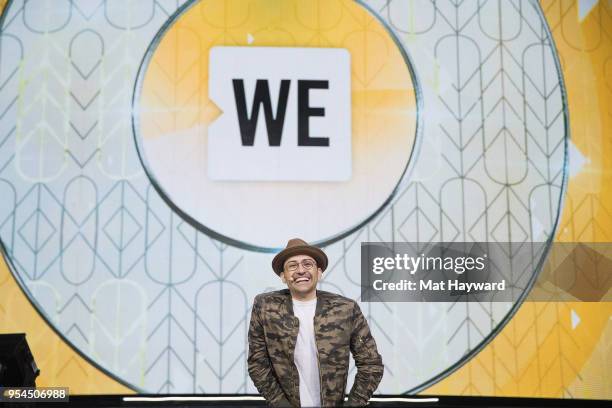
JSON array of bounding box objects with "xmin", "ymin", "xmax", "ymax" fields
[
  {"xmin": 254, "ymin": 289, "xmax": 289, "ymax": 304},
  {"xmin": 318, "ymin": 290, "xmax": 357, "ymax": 309}
]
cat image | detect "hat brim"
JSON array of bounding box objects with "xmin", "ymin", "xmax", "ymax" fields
[{"xmin": 272, "ymin": 245, "xmax": 328, "ymax": 275}]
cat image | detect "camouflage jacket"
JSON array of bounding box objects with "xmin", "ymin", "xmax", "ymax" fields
[{"xmin": 248, "ymin": 289, "xmax": 384, "ymax": 407}]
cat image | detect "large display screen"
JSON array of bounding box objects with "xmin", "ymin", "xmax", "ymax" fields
[{"xmin": 0, "ymin": 0, "xmax": 609, "ymax": 399}]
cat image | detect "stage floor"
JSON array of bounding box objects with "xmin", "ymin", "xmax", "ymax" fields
[{"xmin": 33, "ymin": 394, "xmax": 611, "ymax": 407}]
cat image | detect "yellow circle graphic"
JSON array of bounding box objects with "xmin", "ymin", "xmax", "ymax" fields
[{"xmin": 136, "ymin": 0, "xmax": 417, "ymax": 248}]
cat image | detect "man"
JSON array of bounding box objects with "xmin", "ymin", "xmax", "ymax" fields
[{"xmin": 248, "ymin": 238, "xmax": 384, "ymax": 407}]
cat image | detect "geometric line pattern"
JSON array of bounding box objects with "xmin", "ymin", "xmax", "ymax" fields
[{"xmin": 0, "ymin": 0, "xmax": 566, "ymax": 394}]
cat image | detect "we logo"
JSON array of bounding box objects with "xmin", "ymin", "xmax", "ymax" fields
[{"xmin": 208, "ymin": 46, "xmax": 351, "ymax": 181}]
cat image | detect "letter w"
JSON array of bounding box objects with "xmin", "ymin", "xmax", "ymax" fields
[{"xmin": 232, "ymin": 79, "xmax": 290, "ymax": 146}]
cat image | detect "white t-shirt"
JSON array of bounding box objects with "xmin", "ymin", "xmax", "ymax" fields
[{"xmin": 292, "ymin": 297, "xmax": 321, "ymax": 408}]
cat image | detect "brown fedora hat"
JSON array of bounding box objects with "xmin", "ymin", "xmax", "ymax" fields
[{"xmin": 272, "ymin": 238, "xmax": 328, "ymax": 275}]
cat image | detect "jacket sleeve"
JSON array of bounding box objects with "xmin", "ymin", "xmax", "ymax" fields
[
  {"xmin": 247, "ymin": 295, "xmax": 291, "ymax": 407},
  {"xmin": 347, "ymin": 302, "xmax": 384, "ymax": 406}
]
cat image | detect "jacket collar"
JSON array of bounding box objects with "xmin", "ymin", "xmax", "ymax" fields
[{"xmin": 281, "ymin": 289, "xmax": 328, "ymax": 317}]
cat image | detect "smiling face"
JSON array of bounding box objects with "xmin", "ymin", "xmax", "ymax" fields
[{"xmin": 280, "ymin": 254, "xmax": 323, "ymax": 300}]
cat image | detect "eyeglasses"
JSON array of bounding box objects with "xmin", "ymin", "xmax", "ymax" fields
[{"xmin": 284, "ymin": 259, "xmax": 316, "ymax": 272}]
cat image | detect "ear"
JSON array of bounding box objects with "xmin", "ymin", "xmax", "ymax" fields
[
  {"xmin": 280, "ymin": 271, "xmax": 287, "ymax": 284},
  {"xmin": 317, "ymin": 268, "xmax": 323, "ymax": 280}
]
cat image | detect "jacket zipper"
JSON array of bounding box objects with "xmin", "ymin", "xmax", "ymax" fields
[
  {"xmin": 314, "ymin": 316, "xmax": 324, "ymax": 407},
  {"xmin": 292, "ymin": 319, "xmax": 299, "ymax": 405}
]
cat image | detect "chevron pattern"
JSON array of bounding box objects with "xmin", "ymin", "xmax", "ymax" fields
[
  {"xmin": 429, "ymin": 0, "xmax": 612, "ymax": 399},
  {"xmin": 0, "ymin": 0, "xmax": 572, "ymax": 395}
]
